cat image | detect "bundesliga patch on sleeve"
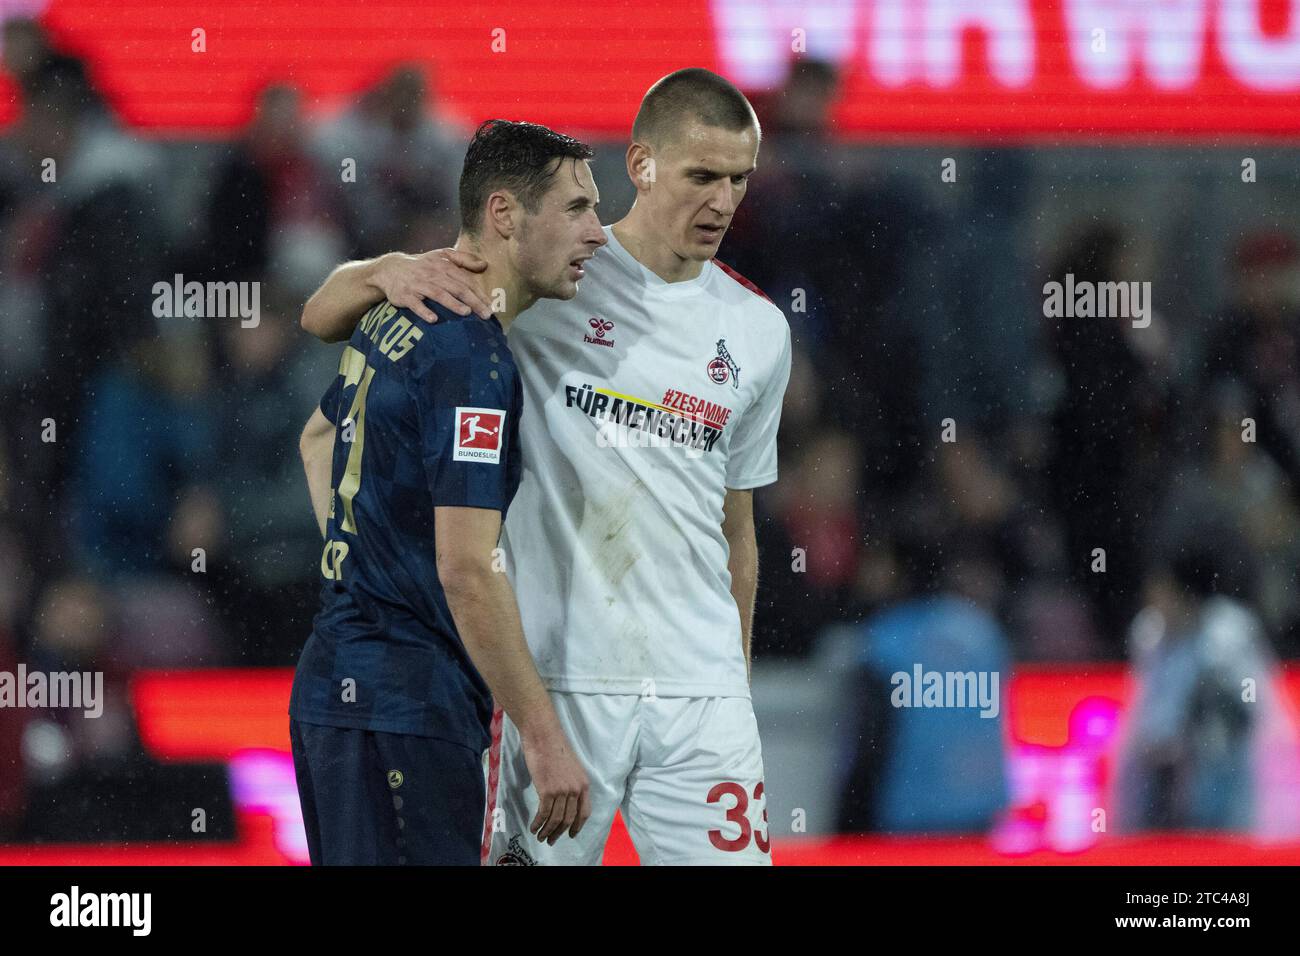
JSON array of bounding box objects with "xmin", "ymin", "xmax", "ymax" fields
[{"xmin": 453, "ymin": 407, "xmax": 505, "ymax": 463}]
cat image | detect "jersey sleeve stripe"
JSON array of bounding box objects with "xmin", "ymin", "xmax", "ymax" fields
[{"xmin": 711, "ymin": 258, "xmax": 774, "ymax": 304}]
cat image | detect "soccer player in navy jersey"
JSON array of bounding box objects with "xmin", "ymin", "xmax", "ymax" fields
[{"xmin": 290, "ymin": 120, "xmax": 606, "ymax": 865}]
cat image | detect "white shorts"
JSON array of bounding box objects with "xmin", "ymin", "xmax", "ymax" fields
[{"xmin": 481, "ymin": 692, "xmax": 772, "ymax": 866}]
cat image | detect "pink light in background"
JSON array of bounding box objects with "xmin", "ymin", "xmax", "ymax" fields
[
  {"xmin": 228, "ymin": 749, "xmax": 309, "ymax": 865},
  {"xmin": 994, "ymin": 696, "xmax": 1122, "ymax": 855}
]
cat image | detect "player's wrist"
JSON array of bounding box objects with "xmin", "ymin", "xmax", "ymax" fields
[
  {"xmin": 366, "ymin": 252, "xmax": 403, "ymax": 297},
  {"xmin": 515, "ymin": 703, "xmax": 563, "ymax": 749}
]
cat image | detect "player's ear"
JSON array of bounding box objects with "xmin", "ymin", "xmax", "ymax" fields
[
  {"xmin": 485, "ymin": 190, "xmax": 519, "ymax": 239},
  {"xmin": 626, "ymin": 141, "xmax": 655, "ymax": 195}
]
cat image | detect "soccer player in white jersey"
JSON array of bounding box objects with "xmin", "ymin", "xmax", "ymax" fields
[{"xmin": 302, "ymin": 68, "xmax": 792, "ymax": 865}]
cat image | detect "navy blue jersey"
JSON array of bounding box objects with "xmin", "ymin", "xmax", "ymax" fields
[{"xmin": 289, "ymin": 300, "xmax": 522, "ymax": 751}]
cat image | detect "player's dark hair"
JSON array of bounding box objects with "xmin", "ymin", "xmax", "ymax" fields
[
  {"xmin": 632, "ymin": 67, "xmax": 759, "ymax": 149},
  {"xmin": 458, "ymin": 119, "xmax": 594, "ymax": 236}
]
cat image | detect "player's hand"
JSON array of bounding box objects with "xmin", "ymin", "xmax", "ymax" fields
[
  {"xmin": 372, "ymin": 248, "xmax": 491, "ymax": 323},
  {"xmin": 521, "ymin": 730, "xmax": 591, "ymax": 845}
]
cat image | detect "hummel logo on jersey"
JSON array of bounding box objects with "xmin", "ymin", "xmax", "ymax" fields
[
  {"xmin": 584, "ymin": 316, "xmax": 615, "ymax": 348},
  {"xmin": 709, "ymin": 338, "xmax": 741, "ymax": 388},
  {"xmin": 453, "ymin": 407, "xmax": 504, "ymax": 463}
]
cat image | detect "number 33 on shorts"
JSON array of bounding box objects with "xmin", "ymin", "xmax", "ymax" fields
[{"xmin": 707, "ymin": 780, "xmax": 771, "ymax": 856}]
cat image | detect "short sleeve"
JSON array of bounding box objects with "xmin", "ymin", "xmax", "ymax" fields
[
  {"xmin": 418, "ymin": 347, "xmax": 520, "ymax": 513},
  {"xmin": 319, "ymin": 376, "xmax": 343, "ymax": 426},
  {"xmin": 725, "ymin": 323, "xmax": 792, "ymax": 490}
]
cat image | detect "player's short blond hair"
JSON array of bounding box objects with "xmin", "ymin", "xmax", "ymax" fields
[{"xmin": 631, "ymin": 68, "xmax": 759, "ymax": 150}]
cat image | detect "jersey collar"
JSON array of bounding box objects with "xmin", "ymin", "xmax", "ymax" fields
[{"xmin": 601, "ymin": 226, "xmax": 714, "ymax": 299}]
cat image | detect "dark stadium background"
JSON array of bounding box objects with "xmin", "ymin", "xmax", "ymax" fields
[{"xmin": 1, "ymin": 0, "xmax": 1299, "ymax": 864}]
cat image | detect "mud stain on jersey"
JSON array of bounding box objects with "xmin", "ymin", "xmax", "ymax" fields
[
  {"xmin": 576, "ymin": 475, "xmax": 650, "ymax": 677},
  {"xmin": 583, "ymin": 477, "xmax": 642, "ymax": 591}
]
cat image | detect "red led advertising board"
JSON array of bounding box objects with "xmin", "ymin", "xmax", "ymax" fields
[{"xmin": 0, "ymin": 0, "xmax": 1297, "ymax": 138}]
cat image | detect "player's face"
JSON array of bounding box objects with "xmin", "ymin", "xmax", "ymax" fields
[
  {"xmin": 514, "ymin": 158, "xmax": 606, "ymax": 300},
  {"xmin": 646, "ymin": 119, "xmax": 758, "ymax": 261}
]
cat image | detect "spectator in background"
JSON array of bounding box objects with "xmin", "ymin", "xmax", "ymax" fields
[
  {"xmin": 1113, "ymin": 530, "xmax": 1300, "ymax": 838},
  {"xmin": 18, "ymin": 576, "xmax": 228, "ymax": 842},
  {"xmin": 836, "ymin": 539, "xmax": 1010, "ymax": 833},
  {"xmin": 934, "ymin": 150, "xmax": 1037, "ymax": 434},
  {"xmin": 0, "ymin": 627, "xmax": 22, "ymax": 838},
  {"xmin": 21, "ymin": 577, "xmax": 138, "ymax": 842},
  {"xmin": 724, "ymin": 61, "xmax": 841, "ymax": 360},
  {"xmin": 193, "ymin": 83, "xmax": 345, "ymax": 298},
  {"xmin": 1, "ymin": 17, "xmax": 52, "ymax": 92},
  {"xmin": 1201, "ymin": 230, "xmax": 1300, "ymax": 493},
  {"xmin": 755, "ymin": 427, "xmax": 864, "ymax": 657},
  {"xmin": 313, "ymin": 64, "xmax": 462, "ymax": 258},
  {"xmin": 892, "ymin": 429, "xmax": 1019, "ymax": 608},
  {"xmin": 1, "ymin": 17, "xmax": 104, "ymax": 115},
  {"xmin": 730, "ymin": 59, "xmax": 927, "ymax": 651},
  {"xmin": 994, "ymin": 414, "xmax": 1106, "ymax": 661},
  {"xmin": 68, "ymin": 324, "xmax": 219, "ymax": 580},
  {"xmin": 0, "ymin": 32, "xmax": 164, "ymax": 574},
  {"xmin": 1156, "ymin": 378, "xmax": 1300, "ymax": 653},
  {"xmin": 765, "ymin": 57, "xmax": 840, "ymax": 172},
  {"xmin": 23, "ymin": 578, "xmax": 136, "ymax": 777},
  {"xmin": 6, "ymin": 43, "xmax": 162, "ymax": 388},
  {"xmin": 211, "ymin": 289, "xmax": 336, "ymax": 664},
  {"xmin": 1042, "ymin": 222, "xmax": 1172, "ymax": 649},
  {"xmin": 739, "ymin": 58, "xmax": 926, "ymax": 495},
  {"xmin": 0, "ymin": 528, "xmax": 31, "ymax": 838}
]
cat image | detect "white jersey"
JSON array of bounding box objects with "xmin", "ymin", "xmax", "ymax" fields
[{"xmin": 500, "ymin": 225, "xmax": 792, "ymax": 698}]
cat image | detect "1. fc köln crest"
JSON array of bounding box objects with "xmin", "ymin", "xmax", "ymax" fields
[
  {"xmin": 708, "ymin": 339, "xmax": 741, "ymax": 388},
  {"xmin": 453, "ymin": 407, "xmax": 505, "ymax": 463}
]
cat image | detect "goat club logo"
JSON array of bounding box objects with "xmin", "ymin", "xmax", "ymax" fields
[
  {"xmin": 454, "ymin": 407, "xmax": 504, "ymax": 463},
  {"xmin": 709, "ymin": 338, "xmax": 741, "ymax": 388},
  {"xmin": 584, "ymin": 316, "xmax": 615, "ymax": 348}
]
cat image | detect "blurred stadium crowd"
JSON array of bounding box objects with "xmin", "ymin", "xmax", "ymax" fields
[{"xmin": 0, "ymin": 22, "xmax": 1298, "ymax": 842}]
